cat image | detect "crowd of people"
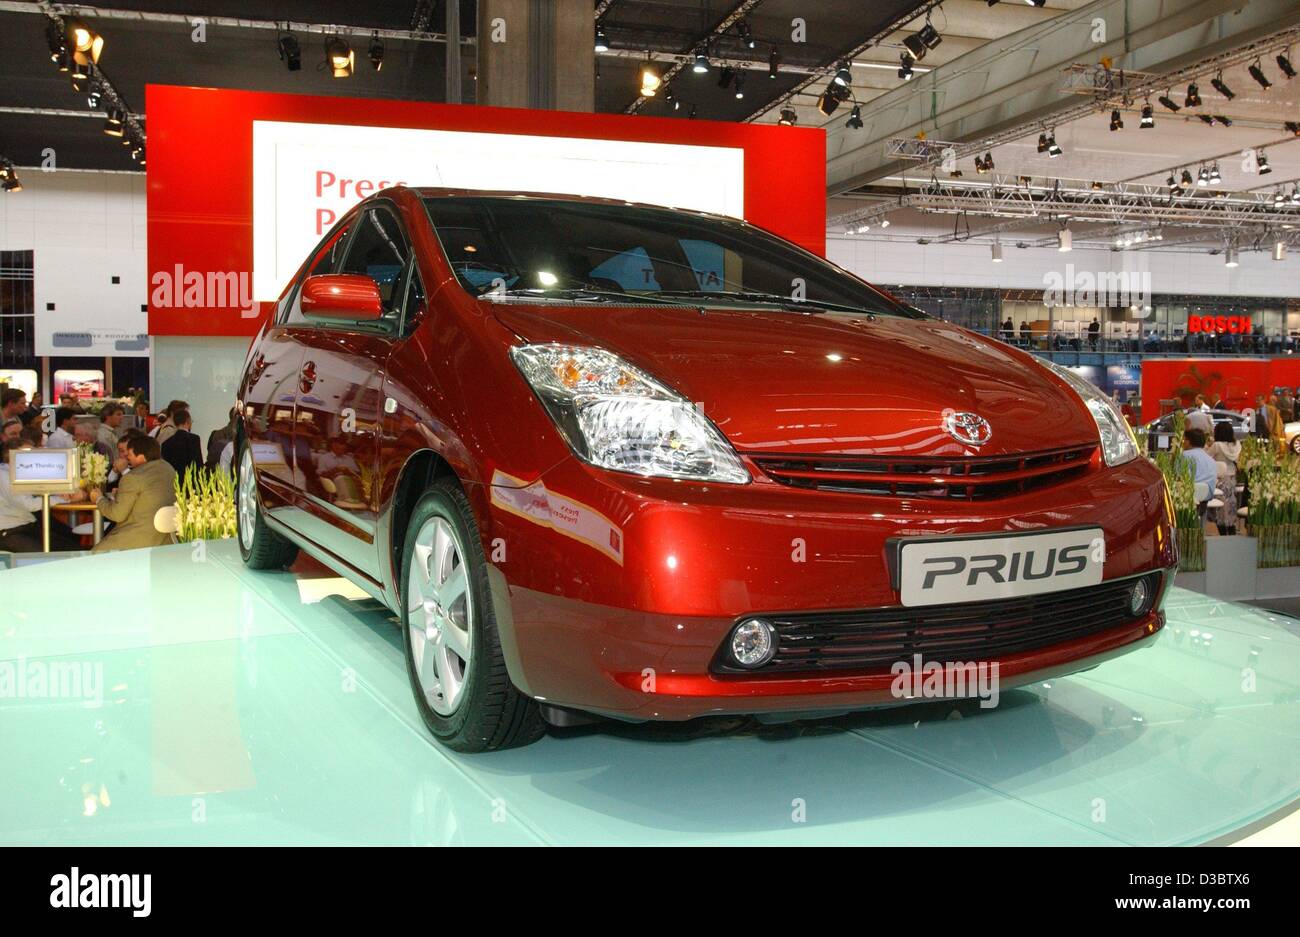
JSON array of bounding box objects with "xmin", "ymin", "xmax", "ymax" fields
[{"xmin": 0, "ymin": 388, "xmax": 236, "ymax": 555}]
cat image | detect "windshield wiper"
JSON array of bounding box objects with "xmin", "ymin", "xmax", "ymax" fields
[
  {"xmin": 643, "ymin": 290, "xmax": 879, "ymax": 315},
  {"xmin": 476, "ymin": 284, "xmax": 701, "ymax": 308}
]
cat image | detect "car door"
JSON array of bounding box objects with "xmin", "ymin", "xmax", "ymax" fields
[{"xmin": 280, "ymin": 203, "xmax": 413, "ymax": 581}]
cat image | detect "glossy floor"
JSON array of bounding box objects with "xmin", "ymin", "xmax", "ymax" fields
[{"xmin": 1, "ymin": 542, "xmax": 1297, "ymax": 845}]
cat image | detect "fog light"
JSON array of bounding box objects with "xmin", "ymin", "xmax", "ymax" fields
[
  {"xmin": 730, "ymin": 618, "xmax": 777, "ymax": 669},
  {"xmin": 1129, "ymin": 577, "xmax": 1155, "ymax": 617}
]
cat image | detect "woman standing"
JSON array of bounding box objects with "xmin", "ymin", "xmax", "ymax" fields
[{"xmin": 1208, "ymin": 421, "xmax": 1241, "ymax": 535}]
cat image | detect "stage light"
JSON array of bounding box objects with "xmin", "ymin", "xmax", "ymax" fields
[
  {"xmin": 898, "ymin": 54, "xmax": 913, "ymax": 81},
  {"xmin": 1210, "ymin": 72, "xmax": 1234, "ymax": 99},
  {"xmin": 1047, "ymin": 132, "xmax": 1062, "ymax": 157},
  {"xmin": 733, "ymin": 73, "xmax": 745, "ymax": 99},
  {"xmin": 1197, "ymin": 114, "xmax": 1215, "ymax": 125},
  {"xmin": 974, "ymin": 154, "xmax": 987, "ymax": 173},
  {"xmin": 1209, "ymin": 162, "xmax": 1222, "ymax": 184},
  {"xmin": 1249, "ymin": 59, "xmax": 1271, "ymax": 89},
  {"xmin": 1259, "ymin": 151, "xmax": 1272, "ymax": 175},
  {"xmin": 1214, "ymin": 114, "xmax": 1232, "ymax": 127},
  {"xmin": 1036, "ymin": 132, "xmax": 1048, "ymax": 153},
  {"xmin": 983, "ymin": 151, "xmax": 995, "ymax": 171},
  {"xmin": 1109, "ymin": 109, "xmax": 1123, "ymax": 131},
  {"xmin": 1092, "ymin": 180, "xmax": 1104, "ymax": 190},
  {"xmin": 991, "ymin": 241, "xmax": 1003, "ymax": 262},
  {"xmin": 738, "ymin": 21, "xmax": 756, "ymax": 50},
  {"xmin": 1224, "ymin": 247, "xmax": 1238, "ymax": 268},
  {"xmin": 103, "ymin": 108, "xmax": 124, "ymax": 137},
  {"xmin": 594, "ymin": 28, "xmax": 609, "ymax": 53},
  {"xmin": 1181, "ymin": 169, "xmax": 1194, "ymax": 187},
  {"xmin": 87, "ymin": 87, "xmax": 101, "ymax": 109},
  {"xmin": 368, "ymin": 33, "xmax": 384, "ymax": 71},
  {"xmin": 1058, "ymin": 227, "xmax": 1073, "ymax": 252},
  {"xmin": 880, "ymin": 217, "xmax": 890, "ymax": 228},
  {"xmin": 1025, "ymin": 0, "xmax": 1047, "ymax": 6},
  {"xmin": 1274, "ymin": 190, "xmax": 1286, "ymax": 207},
  {"xmin": 1157, "ymin": 94, "xmax": 1180, "ymax": 112},
  {"xmin": 1197, "ymin": 165, "xmax": 1209, "ymax": 186},
  {"xmin": 1140, "ymin": 103, "xmax": 1154, "ymax": 128},
  {"xmin": 1288, "ymin": 122, "xmax": 1300, "ymax": 136},
  {"xmin": 70, "ymin": 62, "xmax": 92, "ymax": 92},
  {"xmin": 67, "ymin": 21, "xmax": 103, "ymax": 66},
  {"xmin": 1292, "ymin": 185, "xmax": 1300, "ymax": 205},
  {"xmin": 688, "ymin": 105, "xmax": 697, "ymax": 119},
  {"xmin": 768, "ymin": 47, "xmax": 780, "ymax": 78},
  {"xmin": 778, "ymin": 107, "xmax": 797, "ymax": 126},
  {"xmin": 693, "ymin": 49, "xmax": 709, "ymax": 73},
  {"xmin": 1278, "ymin": 52, "xmax": 1296, "ymax": 79},
  {"xmin": 833, "ymin": 62, "xmax": 852, "ymax": 87},
  {"xmin": 326, "ymin": 37, "xmax": 354, "ymax": 78},
  {"xmin": 277, "ymin": 34, "xmax": 301, "ymax": 71},
  {"xmin": 902, "ymin": 33, "xmax": 927, "ymax": 62},
  {"xmin": 817, "ymin": 89, "xmax": 841, "ymax": 116},
  {"xmin": 1275, "ymin": 241, "xmax": 1287, "ymax": 262},
  {"xmin": 919, "ymin": 23, "xmax": 943, "ymax": 50},
  {"xmin": 846, "ymin": 105, "xmax": 863, "ymax": 129},
  {"xmin": 1184, "ymin": 82, "xmax": 1202, "ymax": 107},
  {"xmin": 717, "ymin": 66, "xmax": 735, "ymax": 89},
  {"xmin": 640, "ymin": 63, "xmax": 661, "ymax": 96},
  {"xmin": 2, "ymin": 170, "xmax": 22, "ymax": 193},
  {"xmin": 1166, "ymin": 173, "xmax": 1177, "ymax": 190}
]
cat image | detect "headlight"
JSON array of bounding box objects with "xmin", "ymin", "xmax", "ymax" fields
[
  {"xmin": 1040, "ymin": 360, "xmax": 1139, "ymax": 466},
  {"xmin": 511, "ymin": 344, "xmax": 750, "ymax": 484}
]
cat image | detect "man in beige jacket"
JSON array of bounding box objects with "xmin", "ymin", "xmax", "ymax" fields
[{"xmin": 89, "ymin": 434, "xmax": 176, "ymax": 553}]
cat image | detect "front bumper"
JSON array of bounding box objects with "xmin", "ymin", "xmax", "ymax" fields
[{"xmin": 481, "ymin": 455, "xmax": 1177, "ymax": 720}]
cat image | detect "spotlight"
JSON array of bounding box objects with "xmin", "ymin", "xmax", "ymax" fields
[
  {"xmin": 693, "ymin": 49, "xmax": 709, "ymax": 73},
  {"xmin": 594, "ymin": 28, "xmax": 609, "ymax": 53},
  {"xmin": 817, "ymin": 89, "xmax": 842, "ymax": 116},
  {"xmin": 903, "ymin": 33, "xmax": 928, "ymax": 63},
  {"xmin": 87, "ymin": 88, "xmax": 101, "ymax": 109},
  {"xmin": 974, "ymin": 154, "xmax": 987, "ymax": 173},
  {"xmin": 277, "ymin": 34, "xmax": 302, "ymax": 71},
  {"xmin": 1058, "ymin": 227, "xmax": 1073, "ymax": 252},
  {"xmin": 69, "ymin": 56, "xmax": 90, "ymax": 82},
  {"xmin": 55, "ymin": 47, "xmax": 72, "ymax": 73},
  {"xmin": 1140, "ymin": 103, "xmax": 1154, "ymax": 128},
  {"xmin": 918, "ymin": 23, "xmax": 943, "ymax": 51},
  {"xmin": 688, "ymin": 105, "xmax": 698, "ymax": 119},
  {"xmin": 1036, "ymin": 132, "xmax": 1048, "ymax": 153},
  {"xmin": 2, "ymin": 170, "xmax": 22, "ymax": 193},
  {"xmin": 1249, "ymin": 59, "xmax": 1271, "ymax": 89},
  {"xmin": 1197, "ymin": 114, "xmax": 1215, "ymax": 125},
  {"xmin": 733, "ymin": 73, "xmax": 745, "ymax": 100},
  {"xmin": 991, "ymin": 242, "xmax": 1003, "ymax": 263},
  {"xmin": 1275, "ymin": 189, "xmax": 1286, "ymax": 207},
  {"xmin": 880, "ymin": 217, "xmax": 890, "ymax": 228},
  {"xmin": 983, "ymin": 151, "xmax": 995, "ymax": 171},
  {"xmin": 70, "ymin": 62, "xmax": 93, "ymax": 93},
  {"xmin": 1259, "ymin": 151, "xmax": 1272, "ymax": 175},
  {"xmin": 1214, "ymin": 114, "xmax": 1232, "ymax": 127},
  {"xmin": 1166, "ymin": 173, "xmax": 1177, "ymax": 190},
  {"xmin": 1275, "ymin": 241, "xmax": 1287, "ymax": 262},
  {"xmin": 1092, "ymin": 180, "xmax": 1105, "ymax": 190},
  {"xmin": 1109, "ymin": 109, "xmax": 1124, "ymax": 131},
  {"xmin": 1292, "ymin": 185, "xmax": 1300, "ymax": 205},
  {"xmin": 67, "ymin": 20, "xmax": 104, "ymax": 66},
  {"xmin": 778, "ymin": 107, "xmax": 797, "ymax": 126},
  {"xmin": 738, "ymin": 21, "xmax": 756, "ymax": 50},
  {"xmin": 1224, "ymin": 247, "xmax": 1239, "ymax": 268},
  {"xmin": 326, "ymin": 37, "xmax": 354, "ymax": 78},
  {"xmin": 1185, "ymin": 82, "xmax": 1202, "ymax": 107},
  {"xmin": 1210, "ymin": 72, "xmax": 1234, "ymax": 99},
  {"xmin": 768, "ymin": 47, "xmax": 780, "ymax": 78},
  {"xmin": 832, "ymin": 62, "xmax": 852, "ymax": 87},
  {"xmin": 1278, "ymin": 52, "xmax": 1296, "ymax": 79},
  {"xmin": 1209, "ymin": 162, "xmax": 1222, "ymax": 185},
  {"xmin": 368, "ymin": 33, "xmax": 384, "ymax": 71},
  {"xmin": 846, "ymin": 105, "xmax": 863, "ymax": 130},
  {"xmin": 640, "ymin": 63, "xmax": 661, "ymax": 97},
  {"xmin": 1025, "ymin": 0, "xmax": 1047, "ymax": 6},
  {"xmin": 898, "ymin": 54, "xmax": 913, "ymax": 81},
  {"xmin": 103, "ymin": 108, "xmax": 124, "ymax": 137},
  {"xmin": 718, "ymin": 66, "xmax": 735, "ymax": 90},
  {"xmin": 1047, "ymin": 132, "xmax": 1062, "ymax": 157},
  {"xmin": 1288, "ymin": 121, "xmax": 1300, "ymax": 136},
  {"xmin": 1157, "ymin": 94, "xmax": 1180, "ymax": 112},
  {"xmin": 1181, "ymin": 169, "xmax": 1194, "ymax": 187},
  {"xmin": 1197, "ymin": 165, "xmax": 1209, "ymax": 186}
]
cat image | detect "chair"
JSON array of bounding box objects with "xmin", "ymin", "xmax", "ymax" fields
[{"xmin": 154, "ymin": 505, "xmax": 177, "ymax": 534}]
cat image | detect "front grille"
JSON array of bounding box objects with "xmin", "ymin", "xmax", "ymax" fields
[
  {"xmin": 753, "ymin": 445, "xmax": 1096, "ymax": 499},
  {"xmin": 713, "ymin": 576, "xmax": 1153, "ymax": 675}
]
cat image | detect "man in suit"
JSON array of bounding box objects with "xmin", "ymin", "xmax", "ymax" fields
[
  {"xmin": 89, "ymin": 434, "xmax": 176, "ymax": 553},
  {"xmin": 161, "ymin": 408, "xmax": 203, "ymax": 482},
  {"xmin": 47, "ymin": 407, "xmax": 77, "ymax": 449}
]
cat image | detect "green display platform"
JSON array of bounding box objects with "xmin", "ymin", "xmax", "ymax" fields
[{"xmin": 2, "ymin": 541, "xmax": 1297, "ymax": 845}]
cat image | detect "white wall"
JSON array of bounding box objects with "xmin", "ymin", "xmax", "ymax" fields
[
  {"xmin": 827, "ymin": 233, "xmax": 1300, "ymax": 298},
  {"xmin": 0, "ymin": 169, "xmax": 148, "ymax": 357}
]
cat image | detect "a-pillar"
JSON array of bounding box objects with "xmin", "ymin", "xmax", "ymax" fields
[{"xmin": 476, "ymin": 0, "xmax": 594, "ymax": 111}]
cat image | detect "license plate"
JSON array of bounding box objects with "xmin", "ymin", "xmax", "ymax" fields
[{"xmin": 898, "ymin": 528, "xmax": 1105, "ymax": 607}]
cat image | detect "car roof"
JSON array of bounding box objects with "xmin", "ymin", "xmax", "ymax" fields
[{"xmin": 401, "ymin": 185, "xmax": 745, "ymax": 224}]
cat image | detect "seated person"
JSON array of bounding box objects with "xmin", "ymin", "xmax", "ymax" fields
[
  {"xmin": 161, "ymin": 408, "xmax": 203, "ymax": 481},
  {"xmin": 2, "ymin": 418, "xmax": 20, "ymax": 443},
  {"xmin": 0, "ymin": 440, "xmax": 81, "ymax": 552},
  {"xmin": 1180, "ymin": 429, "xmax": 1218, "ymax": 513},
  {"xmin": 47, "ymin": 407, "xmax": 78, "ymax": 449},
  {"xmin": 89, "ymin": 435, "xmax": 177, "ymax": 554}
]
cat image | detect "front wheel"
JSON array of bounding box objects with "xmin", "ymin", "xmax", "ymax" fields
[
  {"xmin": 400, "ymin": 479, "xmax": 545, "ymax": 752},
  {"xmin": 1290, "ymin": 435, "xmax": 1300, "ymax": 456},
  {"xmin": 236, "ymin": 441, "xmax": 299, "ymax": 569}
]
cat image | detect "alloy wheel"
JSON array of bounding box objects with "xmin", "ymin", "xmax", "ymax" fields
[
  {"xmin": 238, "ymin": 447, "xmax": 257, "ymax": 551},
  {"xmin": 407, "ymin": 516, "xmax": 474, "ymax": 715}
]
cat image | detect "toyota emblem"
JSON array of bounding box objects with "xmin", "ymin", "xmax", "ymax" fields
[{"xmin": 945, "ymin": 411, "xmax": 992, "ymax": 447}]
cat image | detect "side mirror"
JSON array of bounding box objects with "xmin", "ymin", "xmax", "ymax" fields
[{"xmin": 300, "ymin": 274, "xmax": 384, "ymax": 320}]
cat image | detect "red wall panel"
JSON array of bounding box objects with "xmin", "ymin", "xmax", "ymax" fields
[
  {"xmin": 1140, "ymin": 357, "xmax": 1300, "ymax": 421},
  {"xmin": 145, "ymin": 85, "xmax": 826, "ymax": 338}
]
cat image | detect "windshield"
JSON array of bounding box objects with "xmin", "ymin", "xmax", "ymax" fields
[{"xmin": 422, "ymin": 196, "xmax": 921, "ymax": 318}]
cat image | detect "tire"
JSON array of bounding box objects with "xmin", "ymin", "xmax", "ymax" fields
[
  {"xmin": 1291, "ymin": 435, "xmax": 1300, "ymax": 456},
  {"xmin": 400, "ymin": 479, "xmax": 545, "ymax": 752},
  {"xmin": 236, "ymin": 441, "xmax": 299, "ymax": 569}
]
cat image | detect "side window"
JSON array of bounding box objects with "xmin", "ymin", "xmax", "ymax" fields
[
  {"xmin": 339, "ymin": 207, "xmax": 410, "ymax": 319},
  {"xmin": 282, "ymin": 221, "xmax": 353, "ymax": 325}
]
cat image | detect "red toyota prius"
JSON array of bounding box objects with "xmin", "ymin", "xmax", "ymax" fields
[{"xmin": 236, "ymin": 186, "xmax": 1177, "ymax": 751}]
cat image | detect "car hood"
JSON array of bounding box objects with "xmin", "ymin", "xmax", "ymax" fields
[{"xmin": 493, "ymin": 303, "xmax": 1098, "ymax": 457}]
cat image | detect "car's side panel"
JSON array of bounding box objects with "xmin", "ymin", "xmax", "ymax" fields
[{"xmin": 238, "ymin": 325, "xmax": 305, "ymax": 509}]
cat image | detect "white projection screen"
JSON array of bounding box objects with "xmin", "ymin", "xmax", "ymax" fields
[{"xmin": 251, "ymin": 121, "xmax": 746, "ymax": 302}]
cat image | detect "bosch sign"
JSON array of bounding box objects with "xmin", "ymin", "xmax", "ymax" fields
[{"xmin": 1188, "ymin": 315, "xmax": 1253, "ymax": 334}]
